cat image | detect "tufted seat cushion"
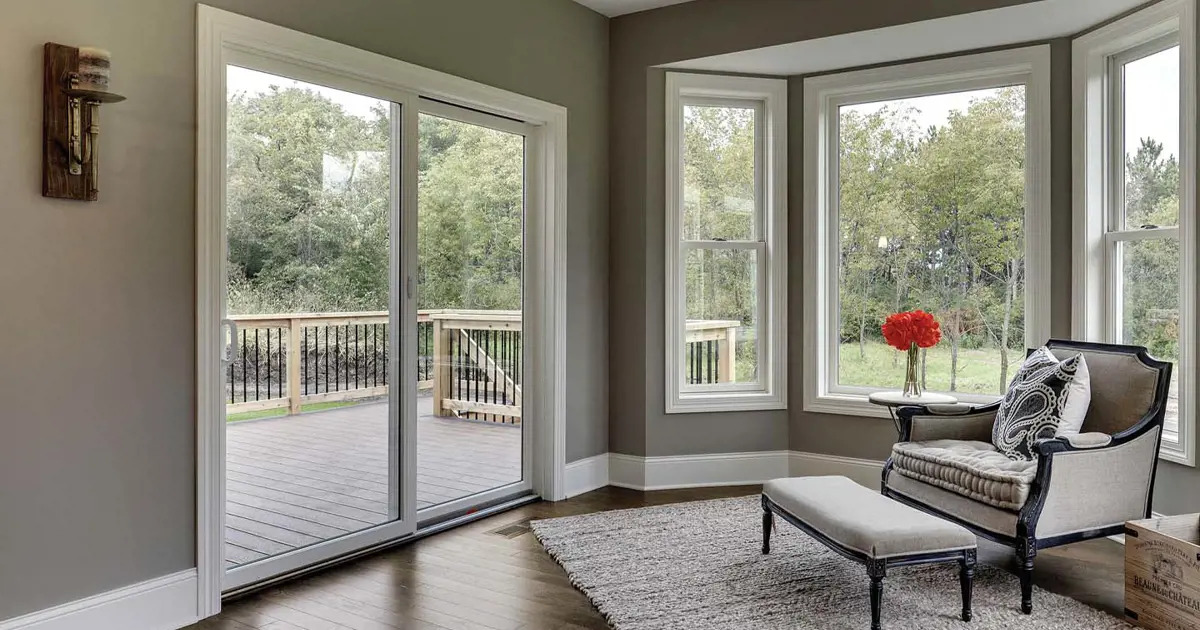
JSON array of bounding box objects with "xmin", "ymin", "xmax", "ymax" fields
[{"xmin": 891, "ymin": 440, "xmax": 1037, "ymax": 511}]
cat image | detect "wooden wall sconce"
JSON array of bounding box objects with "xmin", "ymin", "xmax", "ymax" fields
[{"xmin": 42, "ymin": 43, "xmax": 126, "ymax": 201}]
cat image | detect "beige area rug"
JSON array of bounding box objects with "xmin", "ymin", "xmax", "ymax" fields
[{"xmin": 531, "ymin": 496, "xmax": 1131, "ymax": 630}]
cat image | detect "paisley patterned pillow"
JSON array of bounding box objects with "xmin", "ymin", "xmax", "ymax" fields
[{"xmin": 992, "ymin": 347, "xmax": 1083, "ymax": 461}]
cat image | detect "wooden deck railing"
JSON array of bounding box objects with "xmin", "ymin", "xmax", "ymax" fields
[{"xmin": 226, "ymin": 310, "xmax": 742, "ymax": 423}]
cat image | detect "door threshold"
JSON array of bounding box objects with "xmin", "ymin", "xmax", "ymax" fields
[{"xmin": 222, "ymin": 493, "xmax": 540, "ymax": 601}]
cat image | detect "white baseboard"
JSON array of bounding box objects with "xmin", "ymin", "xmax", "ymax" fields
[
  {"xmin": 789, "ymin": 451, "xmax": 886, "ymax": 490},
  {"xmin": 0, "ymin": 570, "xmax": 199, "ymax": 630},
  {"xmin": 564, "ymin": 450, "xmax": 886, "ymax": 495},
  {"xmin": 609, "ymin": 451, "xmax": 790, "ymax": 491},
  {"xmin": 565, "ymin": 453, "xmax": 610, "ymax": 498}
]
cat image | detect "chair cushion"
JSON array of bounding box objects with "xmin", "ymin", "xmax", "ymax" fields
[
  {"xmin": 992, "ymin": 346, "xmax": 1086, "ymax": 460},
  {"xmin": 891, "ymin": 440, "xmax": 1037, "ymax": 511},
  {"xmin": 763, "ymin": 475, "xmax": 976, "ymax": 559}
]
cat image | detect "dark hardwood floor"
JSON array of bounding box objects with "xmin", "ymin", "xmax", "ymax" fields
[{"xmin": 188, "ymin": 485, "xmax": 1126, "ymax": 630}]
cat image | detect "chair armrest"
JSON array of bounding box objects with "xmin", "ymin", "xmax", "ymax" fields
[
  {"xmin": 896, "ymin": 402, "xmax": 999, "ymax": 442},
  {"xmin": 1025, "ymin": 427, "xmax": 1160, "ymax": 538},
  {"xmin": 1038, "ymin": 432, "xmax": 1112, "ymax": 450}
]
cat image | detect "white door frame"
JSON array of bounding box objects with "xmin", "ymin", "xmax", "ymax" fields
[{"xmin": 196, "ymin": 4, "xmax": 567, "ymax": 618}]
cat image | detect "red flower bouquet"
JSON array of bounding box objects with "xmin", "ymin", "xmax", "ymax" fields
[
  {"xmin": 881, "ymin": 310, "xmax": 941, "ymax": 397},
  {"xmin": 881, "ymin": 310, "xmax": 942, "ymax": 351}
]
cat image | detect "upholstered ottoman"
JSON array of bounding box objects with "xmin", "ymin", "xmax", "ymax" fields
[{"xmin": 761, "ymin": 476, "xmax": 977, "ymax": 630}]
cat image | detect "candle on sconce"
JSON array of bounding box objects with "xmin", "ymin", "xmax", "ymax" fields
[{"xmin": 76, "ymin": 47, "xmax": 111, "ymax": 92}]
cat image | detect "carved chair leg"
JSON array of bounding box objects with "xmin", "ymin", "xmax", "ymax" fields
[
  {"xmin": 960, "ymin": 550, "xmax": 976, "ymax": 622},
  {"xmin": 1016, "ymin": 542, "xmax": 1036, "ymax": 615},
  {"xmin": 761, "ymin": 507, "xmax": 772, "ymax": 555}
]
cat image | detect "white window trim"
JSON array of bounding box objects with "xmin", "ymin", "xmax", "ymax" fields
[
  {"xmin": 664, "ymin": 73, "xmax": 788, "ymax": 414},
  {"xmin": 802, "ymin": 46, "xmax": 1053, "ymax": 419},
  {"xmin": 1072, "ymin": 0, "xmax": 1197, "ymax": 466}
]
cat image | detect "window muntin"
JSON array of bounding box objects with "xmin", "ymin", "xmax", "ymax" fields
[{"xmin": 834, "ymin": 86, "xmax": 1029, "ymax": 398}]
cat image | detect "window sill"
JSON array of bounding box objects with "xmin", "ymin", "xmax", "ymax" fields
[
  {"xmin": 665, "ymin": 390, "xmax": 786, "ymax": 414},
  {"xmin": 1159, "ymin": 442, "xmax": 1196, "ymax": 467},
  {"xmin": 803, "ymin": 389, "xmax": 1000, "ymax": 419}
]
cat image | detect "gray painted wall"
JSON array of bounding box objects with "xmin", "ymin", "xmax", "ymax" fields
[
  {"xmin": 608, "ymin": 0, "xmax": 1040, "ymax": 457},
  {"xmin": 0, "ymin": 0, "xmax": 607, "ymax": 620},
  {"xmin": 611, "ymin": 0, "xmax": 1200, "ymax": 514}
]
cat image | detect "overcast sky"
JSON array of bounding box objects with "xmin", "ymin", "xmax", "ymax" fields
[
  {"xmin": 843, "ymin": 46, "xmax": 1180, "ymax": 161},
  {"xmin": 231, "ymin": 48, "xmax": 1181, "ymax": 163}
]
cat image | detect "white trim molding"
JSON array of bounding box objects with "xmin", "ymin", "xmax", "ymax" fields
[
  {"xmin": 565, "ymin": 454, "xmax": 611, "ymax": 498},
  {"xmin": 0, "ymin": 571, "xmax": 198, "ymax": 630},
  {"xmin": 664, "ymin": 72, "xmax": 788, "ymax": 414},
  {"xmin": 610, "ymin": 451, "xmax": 790, "ymax": 490},
  {"xmin": 1072, "ymin": 0, "xmax": 1197, "ymax": 466},
  {"xmin": 788, "ymin": 452, "xmax": 886, "ymax": 491},
  {"xmin": 196, "ymin": 4, "xmax": 569, "ymax": 610},
  {"xmin": 602, "ymin": 450, "xmax": 886, "ymax": 491},
  {"xmin": 802, "ymin": 45, "xmax": 1053, "ymax": 418}
]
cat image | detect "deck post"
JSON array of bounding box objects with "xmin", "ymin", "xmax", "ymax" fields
[
  {"xmin": 287, "ymin": 318, "xmax": 302, "ymax": 415},
  {"xmin": 432, "ymin": 317, "xmax": 449, "ymax": 416},
  {"xmin": 718, "ymin": 326, "xmax": 738, "ymax": 383}
]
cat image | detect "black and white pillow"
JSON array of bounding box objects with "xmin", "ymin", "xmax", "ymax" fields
[{"xmin": 991, "ymin": 347, "xmax": 1084, "ymax": 461}]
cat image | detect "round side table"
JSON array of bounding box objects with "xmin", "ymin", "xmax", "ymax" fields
[{"xmin": 868, "ymin": 391, "xmax": 958, "ymax": 436}]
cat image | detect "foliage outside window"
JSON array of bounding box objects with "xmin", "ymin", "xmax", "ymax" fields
[
  {"xmin": 225, "ymin": 67, "xmax": 524, "ymax": 317},
  {"xmin": 804, "ymin": 47, "xmax": 1052, "ymax": 416},
  {"xmin": 838, "ymin": 87, "xmax": 1027, "ymax": 397},
  {"xmin": 666, "ymin": 74, "xmax": 787, "ymax": 413}
]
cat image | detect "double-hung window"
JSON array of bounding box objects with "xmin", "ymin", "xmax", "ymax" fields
[
  {"xmin": 1074, "ymin": 0, "xmax": 1197, "ymax": 465},
  {"xmin": 803, "ymin": 47, "xmax": 1052, "ymax": 417},
  {"xmin": 664, "ymin": 73, "xmax": 787, "ymax": 413}
]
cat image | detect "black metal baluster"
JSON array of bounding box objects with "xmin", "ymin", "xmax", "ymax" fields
[
  {"xmin": 253, "ymin": 329, "xmax": 260, "ymax": 401},
  {"xmin": 303, "ymin": 327, "xmax": 308, "ymax": 396},
  {"xmin": 241, "ymin": 330, "xmax": 247, "ymax": 402},
  {"xmin": 354, "ymin": 324, "xmax": 360, "ymax": 390},
  {"xmin": 228, "ymin": 361, "xmax": 234, "ymax": 404},
  {"xmin": 382, "ymin": 324, "xmax": 388, "ymax": 386},
  {"xmin": 344, "ymin": 325, "xmax": 350, "ymax": 391},
  {"xmin": 501, "ymin": 330, "xmax": 508, "ymax": 405},
  {"xmin": 266, "ymin": 327, "xmax": 272, "ymax": 398}
]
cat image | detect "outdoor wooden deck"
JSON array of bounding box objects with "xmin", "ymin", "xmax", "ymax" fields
[{"xmin": 225, "ymin": 397, "xmax": 521, "ymax": 568}]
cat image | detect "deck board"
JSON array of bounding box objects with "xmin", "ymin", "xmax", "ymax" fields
[{"xmin": 225, "ymin": 395, "xmax": 521, "ymax": 566}]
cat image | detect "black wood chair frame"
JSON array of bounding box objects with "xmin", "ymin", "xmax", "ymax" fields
[{"xmin": 881, "ymin": 339, "xmax": 1171, "ymax": 615}]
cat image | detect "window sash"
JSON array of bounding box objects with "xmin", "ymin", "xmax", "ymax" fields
[
  {"xmin": 677, "ymin": 241, "xmax": 766, "ymax": 393},
  {"xmin": 1073, "ymin": 0, "xmax": 1196, "ymax": 464},
  {"xmin": 666, "ymin": 72, "xmax": 787, "ymax": 413},
  {"xmin": 1108, "ymin": 34, "xmax": 1182, "ymax": 232}
]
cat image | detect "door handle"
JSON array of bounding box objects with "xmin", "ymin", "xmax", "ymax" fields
[{"xmin": 221, "ymin": 318, "xmax": 239, "ymax": 364}]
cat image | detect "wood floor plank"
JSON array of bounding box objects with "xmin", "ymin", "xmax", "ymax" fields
[{"xmin": 192, "ymin": 485, "xmax": 1128, "ymax": 630}]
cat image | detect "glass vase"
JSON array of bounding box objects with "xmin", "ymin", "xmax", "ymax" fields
[{"xmin": 902, "ymin": 342, "xmax": 922, "ymax": 398}]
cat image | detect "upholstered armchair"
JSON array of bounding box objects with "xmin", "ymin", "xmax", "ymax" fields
[{"xmin": 881, "ymin": 339, "xmax": 1172, "ymax": 614}]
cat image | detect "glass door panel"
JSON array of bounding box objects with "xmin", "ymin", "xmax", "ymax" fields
[
  {"xmin": 416, "ymin": 103, "xmax": 529, "ymax": 516},
  {"xmin": 223, "ymin": 64, "xmax": 402, "ymax": 578}
]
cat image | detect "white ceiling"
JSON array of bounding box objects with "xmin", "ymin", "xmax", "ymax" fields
[
  {"xmin": 572, "ymin": 0, "xmax": 697, "ymax": 17},
  {"xmin": 665, "ymin": 0, "xmax": 1145, "ymax": 75}
]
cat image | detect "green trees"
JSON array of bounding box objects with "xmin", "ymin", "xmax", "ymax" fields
[
  {"xmin": 838, "ymin": 88, "xmax": 1028, "ymax": 394},
  {"xmin": 226, "ymin": 82, "xmax": 524, "ymax": 316}
]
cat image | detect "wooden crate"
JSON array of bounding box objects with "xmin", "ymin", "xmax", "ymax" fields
[{"xmin": 1125, "ymin": 514, "xmax": 1200, "ymax": 630}]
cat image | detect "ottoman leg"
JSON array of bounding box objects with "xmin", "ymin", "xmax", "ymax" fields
[
  {"xmin": 869, "ymin": 575, "xmax": 884, "ymax": 630},
  {"xmin": 960, "ymin": 550, "xmax": 976, "ymax": 622},
  {"xmin": 761, "ymin": 506, "xmax": 772, "ymax": 554},
  {"xmin": 868, "ymin": 560, "xmax": 886, "ymax": 630}
]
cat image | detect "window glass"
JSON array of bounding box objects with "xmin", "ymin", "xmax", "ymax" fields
[
  {"xmin": 682, "ymin": 104, "xmax": 756, "ymax": 242},
  {"xmin": 683, "ymin": 248, "xmax": 759, "ymax": 385},
  {"xmin": 1122, "ymin": 46, "xmax": 1181, "ymax": 229},
  {"xmin": 836, "ymin": 86, "xmax": 1026, "ymax": 396}
]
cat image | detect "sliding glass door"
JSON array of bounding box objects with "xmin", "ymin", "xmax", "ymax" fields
[
  {"xmin": 415, "ymin": 101, "xmax": 533, "ymax": 522},
  {"xmin": 220, "ymin": 60, "xmax": 414, "ymax": 590},
  {"xmin": 214, "ymin": 60, "xmax": 538, "ymax": 591}
]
